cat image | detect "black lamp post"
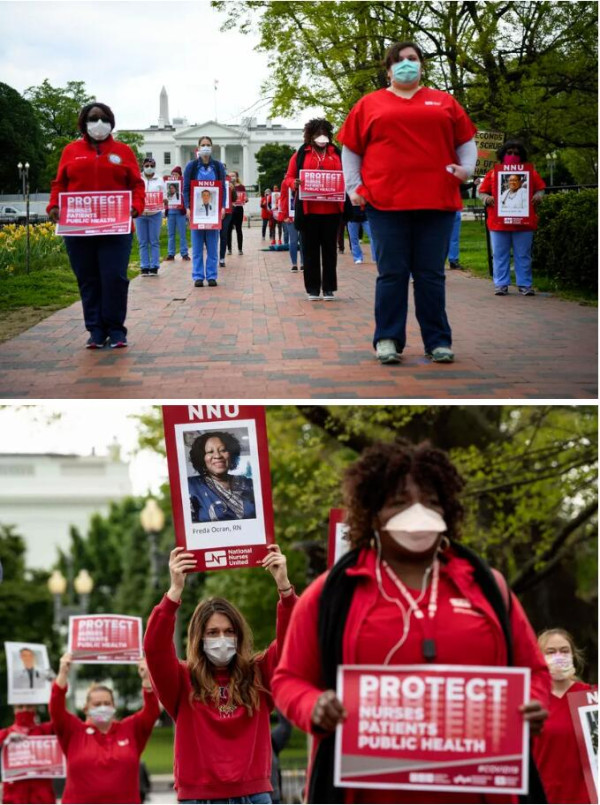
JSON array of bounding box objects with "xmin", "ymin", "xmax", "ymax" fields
[{"xmin": 17, "ymin": 162, "xmax": 31, "ymax": 274}]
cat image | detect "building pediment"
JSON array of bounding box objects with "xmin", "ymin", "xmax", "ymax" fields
[{"xmin": 175, "ymin": 120, "xmax": 245, "ymax": 141}]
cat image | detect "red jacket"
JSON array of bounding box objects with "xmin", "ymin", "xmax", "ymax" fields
[
  {"xmin": 285, "ymin": 146, "xmax": 344, "ymax": 216},
  {"xmin": 260, "ymin": 194, "xmax": 273, "ymax": 220},
  {"xmin": 49, "ymin": 683, "xmax": 160, "ymax": 804},
  {"xmin": 0, "ymin": 720, "xmax": 55, "ymax": 804},
  {"xmin": 143, "ymin": 592, "xmax": 297, "ymax": 801},
  {"xmin": 533, "ymin": 680, "xmax": 593, "ymax": 804},
  {"xmin": 47, "ymin": 135, "xmax": 146, "ymax": 217},
  {"xmin": 271, "ymin": 548, "xmax": 551, "ymax": 805}
]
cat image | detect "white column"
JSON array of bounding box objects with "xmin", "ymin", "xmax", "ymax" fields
[{"xmin": 242, "ymin": 144, "xmax": 250, "ymax": 185}]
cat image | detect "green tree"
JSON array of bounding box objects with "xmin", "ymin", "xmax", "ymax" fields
[
  {"xmin": 115, "ymin": 131, "xmax": 145, "ymax": 166},
  {"xmin": 213, "ymin": 1, "xmax": 597, "ymax": 169},
  {"xmin": 24, "ymin": 79, "xmax": 94, "ymax": 189},
  {"xmin": 254, "ymin": 143, "xmax": 296, "ymax": 192},
  {"xmin": 0, "ymin": 83, "xmax": 45, "ymax": 193}
]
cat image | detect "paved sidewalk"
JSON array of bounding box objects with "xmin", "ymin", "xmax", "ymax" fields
[{"xmin": 0, "ymin": 226, "xmax": 596, "ymax": 398}]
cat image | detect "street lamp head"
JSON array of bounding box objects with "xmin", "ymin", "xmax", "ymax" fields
[
  {"xmin": 47, "ymin": 569, "xmax": 67, "ymax": 596},
  {"xmin": 17, "ymin": 162, "xmax": 23, "ymax": 170},
  {"xmin": 140, "ymin": 498, "xmax": 165, "ymax": 533},
  {"xmin": 24, "ymin": 163, "xmax": 30, "ymax": 170},
  {"xmin": 74, "ymin": 569, "xmax": 94, "ymax": 596}
]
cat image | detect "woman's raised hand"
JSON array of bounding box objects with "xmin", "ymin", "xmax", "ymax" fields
[
  {"xmin": 262, "ymin": 544, "xmax": 292, "ymax": 594},
  {"xmin": 167, "ymin": 547, "xmax": 197, "ymax": 601}
]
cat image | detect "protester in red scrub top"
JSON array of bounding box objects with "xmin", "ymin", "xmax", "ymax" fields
[
  {"xmin": 144, "ymin": 544, "xmax": 297, "ymax": 804},
  {"xmin": 338, "ymin": 41, "xmax": 478, "ymax": 365},
  {"xmin": 0, "ymin": 706, "xmax": 56, "ymax": 804},
  {"xmin": 271, "ymin": 440, "xmax": 551, "ymax": 805},
  {"xmin": 533, "ymin": 629, "xmax": 594, "ymax": 804},
  {"xmin": 285, "ymin": 118, "xmax": 345, "ymax": 301},
  {"xmin": 47, "ymin": 102, "xmax": 145, "ymax": 350},
  {"xmin": 49, "ymin": 655, "xmax": 159, "ymax": 804}
]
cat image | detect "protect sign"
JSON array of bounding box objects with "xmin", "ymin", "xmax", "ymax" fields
[
  {"xmin": 1, "ymin": 736, "xmax": 66, "ymax": 782},
  {"xmin": 68, "ymin": 614, "xmax": 143, "ymax": 664},
  {"xmin": 163, "ymin": 405, "xmax": 275, "ymax": 572},
  {"xmin": 568, "ymin": 687, "xmax": 598, "ymax": 803},
  {"xmin": 56, "ymin": 191, "xmax": 132, "ymax": 235},
  {"xmin": 299, "ymin": 170, "xmax": 345, "ymax": 202},
  {"xmin": 335, "ymin": 664, "xmax": 530, "ymax": 794}
]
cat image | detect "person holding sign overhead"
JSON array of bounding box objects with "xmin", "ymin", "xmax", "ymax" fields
[
  {"xmin": 478, "ymin": 139, "xmax": 545, "ymax": 296},
  {"xmin": 272, "ymin": 440, "xmax": 551, "ymax": 804},
  {"xmin": 49, "ymin": 656, "xmax": 159, "ymax": 804},
  {"xmin": 338, "ymin": 41, "xmax": 478, "ymax": 364},
  {"xmin": 285, "ymin": 118, "xmax": 345, "ymax": 301},
  {"xmin": 46, "ymin": 102, "xmax": 145, "ymax": 349},
  {"xmin": 0, "ymin": 706, "xmax": 56, "ymax": 804},
  {"xmin": 143, "ymin": 544, "xmax": 297, "ymax": 804},
  {"xmin": 533, "ymin": 629, "xmax": 594, "ymax": 804}
]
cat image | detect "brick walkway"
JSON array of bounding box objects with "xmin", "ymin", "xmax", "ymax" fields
[{"xmin": 0, "ymin": 225, "xmax": 596, "ymax": 399}]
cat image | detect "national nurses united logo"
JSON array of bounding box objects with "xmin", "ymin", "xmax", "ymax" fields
[{"xmin": 205, "ymin": 550, "xmax": 227, "ymax": 568}]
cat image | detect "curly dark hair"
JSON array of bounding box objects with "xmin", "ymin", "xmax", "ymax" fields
[
  {"xmin": 343, "ymin": 440, "xmax": 465, "ymax": 550},
  {"xmin": 303, "ymin": 118, "xmax": 334, "ymax": 145},
  {"xmin": 189, "ymin": 431, "xmax": 242, "ymax": 476},
  {"xmin": 497, "ymin": 139, "xmax": 528, "ymax": 163},
  {"xmin": 77, "ymin": 102, "xmax": 115, "ymax": 135}
]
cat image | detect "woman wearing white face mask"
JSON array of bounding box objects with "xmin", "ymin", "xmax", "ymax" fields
[
  {"xmin": 144, "ymin": 543, "xmax": 297, "ymax": 804},
  {"xmin": 533, "ymin": 629, "xmax": 593, "ymax": 804},
  {"xmin": 272, "ymin": 440, "xmax": 551, "ymax": 804},
  {"xmin": 285, "ymin": 118, "xmax": 346, "ymax": 300},
  {"xmin": 49, "ymin": 655, "xmax": 159, "ymax": 803},
  {"xmin": 47, "ymin": 102, "xmax": 146, "ymax": 349},
  {"xmin": 137, "ymin": 158, "xmax": 166, "ymax": 277}
]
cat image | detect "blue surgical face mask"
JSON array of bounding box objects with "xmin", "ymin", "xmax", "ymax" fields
[{"xmin": 392, "ymin": 59, "xmax": 420, "ymax": 85}]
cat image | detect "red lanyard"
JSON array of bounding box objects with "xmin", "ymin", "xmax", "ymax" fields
[{"xmin": 383, "ymin": 559, "xmax": 439, "ymax": 661}]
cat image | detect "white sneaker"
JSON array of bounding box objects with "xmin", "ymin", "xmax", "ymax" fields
[
  {"xmin": 307, "ymin": 294, "xmax": 321, "ymax": 301},
  {"xmin": 376, "ymin": 339, "xmax": 401, "ymax": 364},
  {"xmin": 354, "ymin": 259, "xmax": 364, "ymax": 264}
]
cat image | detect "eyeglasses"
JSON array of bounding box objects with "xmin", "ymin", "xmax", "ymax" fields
[{"xmin": 88, "ymin": 115, "xmax": 111, "ymax": 124}]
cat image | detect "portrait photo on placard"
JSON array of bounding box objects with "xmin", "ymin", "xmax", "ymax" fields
[
  {"xmin": 5, "ymin": 641, "xmax": 53, "ymax": 705},
  {"xmin": 192, "ymin": 185, "xmax": 220, "ymax": 226},
  {"xmin": 497, "ymin": 171, "xmax": 530, "ymax": 217},
  {"xmin": 174, "ymin": 420, "xmax": 266, "ymax": 550},
  {"xmin": 166, "ymin": 180, "xmax": 181, "ymax": 207}
]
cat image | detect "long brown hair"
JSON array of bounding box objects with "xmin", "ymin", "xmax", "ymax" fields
[{"xmin": 186, "ymin": 597, "xmax": 266, "ymax": 715}]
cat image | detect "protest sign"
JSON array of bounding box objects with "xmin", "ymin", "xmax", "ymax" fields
[
  {"xmin": 163, "ymin": 405, "xmax": 275, "ymax": 572},
  {"xmin": 68, "ymin": 614, "xmax": 143, "ymax": 664},
  {"xmin": 235, "ymin": 190, "xmax": 247, "ymax": 205},
  {"xmin": 299, "ymin": 170, "xmax": 345, "ymax": 202},
  {"xmin": 224, "ymin": 178, "xmax": 233, "ymax": 214},
  {"xmin": 568, "ymin": 687, "xmax": 598, "ymax": 803},
  {"xmin": 190, "ymin": 180, "xmax": 223, "ymax": 230},
  {"xmin": 335, "ymin": 664, "xmax": 530, "ymax": 794},
  {"xmin": 144, "ymin": 189, "xmax": 164, "ymax": 213},
  {"xmin": 165, "ymin": 179, "xmax": 183, "ymax": 209},
  {"xmin": 493, "ymin": 164, "xmax": 534, "ymax": 226},
  {"xmin": 474, "ymin": 131, "xmax": 505, "ymax": 178},
  {"xmin": 1, "ymin": 736, "xmax": 66, "ymax": 783},
  {"xmin": 288, "ymin": 188, "xmax": 296, "ymax": 220},
  {"xmin": 5, "ymin": 642, "xmax": 52, "ymax": 705},
  {"xmin": 56, "ymin": 191, "xmax": 132, "ymax": 236},
  {"xmin": 328, "ymin": 508, "xmax": 350, "ymax": 568}
]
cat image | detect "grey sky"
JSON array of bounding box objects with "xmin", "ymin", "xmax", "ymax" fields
[{"xmin": 1, "ymin": 0, "xmax": 308, "ymax": 130}]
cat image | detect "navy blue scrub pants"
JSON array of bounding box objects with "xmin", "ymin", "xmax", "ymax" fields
[
  {"xmin": 64, "ymin": 233, "xmax": 133, "ymax": 342},
  {"xmin": 366, "ymin": 207, "xmax": 455, "ymax": 354}
]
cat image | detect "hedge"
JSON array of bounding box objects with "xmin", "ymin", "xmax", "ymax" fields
[{"xmin": 532, "ymin": 189, "xmax": 598, "ymax": 295}]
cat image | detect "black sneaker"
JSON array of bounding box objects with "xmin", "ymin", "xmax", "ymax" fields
[
  {"xmin": 291, "ymin": 266, "xmax": 298, "ymax": 272},
  {"xmin": 300, "ymin": 265, "xmax": 305, "ymax": 271},
  {"xmin": 110, "ymin": 339, "xmax": 128, "ymax": 349},
  {"xmin": 166, "ymin": 255, "xmax": 175, "ymax": 261},
  {"xmin": 518, "ymin": 286, "xmax": 535, "ymax": 296},
  {"xmin": 182, "ymin": 254, "xmax": 191, "ymax": 262},
  {"xmin": 494, "ymin": 286, "xmax": 509, "ymax": 296},
  {"xmin": 238, "ymin": 250, "xmax": 243, "ymax": 256},
  {"xmin": 227, "ymin": 249, "xmax": 232, "ymax": 256},
  {"xmin": 449, "ymin": 261, "xmax": 464, "ymax": 270},
  {"xmin": 141, "ymin": 269, "xmax": 150, "ymax": 276},
  {"xmin": 194, "ymin": 279, "xmax": 204, "ymax": 287},
  {"xmin": 219, "ymin": 260, "xmax": 225, "ymax": 267},
  {"xmin": 85, "ymin": 336, "xmax": 106, "ymax": 349},
  {"xmin": 149, "ymin": 268, "xmax": 158, "ymax": 276},
  {"xmin": 208, "ymin": 279, "xmax": 217, "ymax": 287}
]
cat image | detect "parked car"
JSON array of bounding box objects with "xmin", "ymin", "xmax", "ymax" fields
[{"xmin": 0, "ymin": 205, "xmax": 48, "ymax": 225}]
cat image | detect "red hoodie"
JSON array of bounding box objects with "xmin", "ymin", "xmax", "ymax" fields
[
  {"xmin": 48, "ymin": 683, "xmax": 160, "ymax": 804},
  {"xmin": 533, "ymin": 680, "xmax": 594, "ymax": 804},
  {"xmin": 271, "ymin": 548, "xmax": 551, "ymax": 805},
  {"xmin": 47, "ymin": 135, "xmax": 146, "ymax": 217},
  {"xmin": 143, "ymin": 591, "xmax": 297, "ymax": 801},
  {"xmin": 0, "ymin": 716, "xmax": 55, "ymax": 804}
]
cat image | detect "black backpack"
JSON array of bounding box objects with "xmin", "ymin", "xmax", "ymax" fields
[{"xmin": 308, "ymin": 543, "xmax": 547, "ymax": 804}]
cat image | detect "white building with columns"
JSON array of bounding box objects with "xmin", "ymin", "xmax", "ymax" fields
[{"xmin": 120, "ymin": 87, "xmax": 304, "ymax": 189}]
